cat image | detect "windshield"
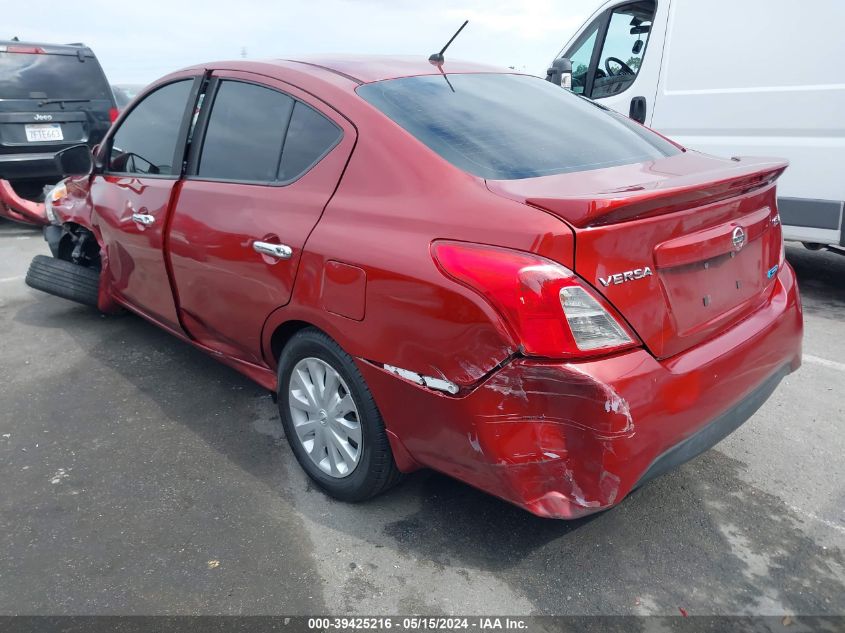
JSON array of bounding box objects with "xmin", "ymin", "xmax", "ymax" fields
[
  {"xmin": 0, "ymin": 52, "xmax": 112, "ymax": 100},
  {"xmin": 358, "ymin": 73, "xmax": 680, "ymax": 180}
]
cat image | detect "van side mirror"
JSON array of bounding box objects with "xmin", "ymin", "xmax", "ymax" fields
[
  {"xmin": 54, "ymin": 144, "xmax": 93, "ymax": 177},
  {"xmin": 546, "ymin": 57, "xmax": 573, "ymax": 89}
]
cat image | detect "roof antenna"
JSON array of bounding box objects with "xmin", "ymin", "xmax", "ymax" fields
[
  {"xmin": 435, "ymin": 64, "xmax": 456, "ymax": 93},
  {"xmin": 429, "ymin": 20, "xmax": 468, "ymax": 64}
]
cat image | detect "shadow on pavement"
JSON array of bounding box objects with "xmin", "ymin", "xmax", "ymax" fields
[
  {"xmin": 10, "ymin": 279, "xmax": 845, "ymax": 616},
  {"xmin": 786, "ymin": 243, "xmax": 845, "ymax": 312}
]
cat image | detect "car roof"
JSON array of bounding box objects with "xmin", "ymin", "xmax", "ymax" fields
[
  {"xmin": 186, "ymin": 55, "xmax": 510, "ymax": 87},
  {"xmin": 280, "ymin": 55, "xmax": 509, "ymax": 84},
  {"xmin": 157, "ymin": 55, "xmax": 522, "ymax": 115},
  {"xmin": 0, "ymin": 40, "xmax": 95, "ymax": 56}
]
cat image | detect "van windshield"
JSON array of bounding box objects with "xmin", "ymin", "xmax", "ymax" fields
[
  {"xmin": 0, "ymin": 52, "xmax": 112, "ymax": 100},
  {"xmin": 358, "ymin": 73, "xmax": 679, "ymax": 180}
]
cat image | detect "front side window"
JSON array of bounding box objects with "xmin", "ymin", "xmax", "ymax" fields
[
  {"xmin": 592, "ymin": 1, "xmax": 655, "ymax": 98},
  {"xmin": 108, "ymin": 80, "xmax": 193, "ymax": 176},
  {"xmin": 358, "ymin": 73, "xmax": 679, "ymax": 181}
]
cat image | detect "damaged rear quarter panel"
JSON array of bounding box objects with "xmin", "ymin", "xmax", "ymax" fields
[
  {"xmin": 357, "ymin": 268, "xmax": 800, "ymax": 519},
  {"xmin": 356, "ymin": 355, "xmax": 640, "ymax": 518}
]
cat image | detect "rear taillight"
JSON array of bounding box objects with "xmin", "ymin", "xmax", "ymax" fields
[
  {"xmin": 108, "ymin": 107, "xmax": 119, "ymax": 123},
  {"xmin": 559, "ymin": 286, "xmax": 633, "ymax": 350},
  {"xmin": 432, "ymin": 241, "xmax": 638, "ymax": 359}
]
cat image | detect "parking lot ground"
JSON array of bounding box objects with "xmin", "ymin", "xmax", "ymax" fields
[{"xmin": 0, "ymin": 217, "xmax": 843, "ymax": 616}]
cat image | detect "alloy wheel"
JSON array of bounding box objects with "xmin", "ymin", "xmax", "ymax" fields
[{"xmin": 288, "ymin": 357, "xmax": 362, "ymax": 478}]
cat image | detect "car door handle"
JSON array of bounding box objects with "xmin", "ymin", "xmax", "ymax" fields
[
  {"xmin": 253, "ymin": 241, "xmax": 293, "ymax": 260},
  {"xmin": 131, "ymin": 213, "xmax": 155, "ymax": 226}
]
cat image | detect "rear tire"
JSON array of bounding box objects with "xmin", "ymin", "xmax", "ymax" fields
[
  {"xmin": 25, "ymin": 254, "xmax": 99, "ymax": 308},
  {"xmin": 277, "ymin": 328, "xmax": 402, "ymax": 502}
]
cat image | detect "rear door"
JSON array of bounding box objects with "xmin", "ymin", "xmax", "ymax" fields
[
  {"xmin": 167, "ymin": 71, "xmax": 355, "ymax": 365},
  {"xmin": 91, "ymin": 74, "xmax": 202, "ymax": 331},
  {"xmin": 0, "ymin": 45, "xmax": 116, "ymax": 170}
]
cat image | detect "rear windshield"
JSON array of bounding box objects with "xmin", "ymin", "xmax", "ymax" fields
[
  {"xmin": 0, "ymin": 52, "xmax": 112, "ymax": 100},
  {"xmin": 357, "ymin": 73, "xmax": 680, "ymax": 180}
]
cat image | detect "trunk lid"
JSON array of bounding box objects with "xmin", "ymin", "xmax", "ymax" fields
[{"xmin": 487, "ymin": 152, "xmax": 787, "ymax": 359}]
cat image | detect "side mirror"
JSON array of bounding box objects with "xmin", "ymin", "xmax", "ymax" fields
[
  {"xmin": 546, "ymin": 57, "xmax": 573, "ymax": 89},
  {"xmin": 54, "ymin": 144, "xmax": 93, "ymax": 177}
]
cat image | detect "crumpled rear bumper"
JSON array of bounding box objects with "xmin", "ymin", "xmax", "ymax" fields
[
  {"xmin": 0, "ymin": 179, "xmax": 48, "ymax": 226},
  {"xmin": 359, "ymin": 263, "xmax": 802, "ymax": 519}
]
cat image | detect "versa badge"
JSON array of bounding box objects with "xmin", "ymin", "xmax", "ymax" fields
[{"xmin": 599, "ymin": 267, "xmax": 654, "ymax": 287}]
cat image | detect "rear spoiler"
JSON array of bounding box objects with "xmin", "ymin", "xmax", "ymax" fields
[{"xmin": 525, "ymin": 157, "xmax": 788, "ymax": 228}]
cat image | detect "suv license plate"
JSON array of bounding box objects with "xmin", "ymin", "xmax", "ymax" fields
[{"xmin": 25, "ymin": 123, "xmax": 63, "ymax": 143}]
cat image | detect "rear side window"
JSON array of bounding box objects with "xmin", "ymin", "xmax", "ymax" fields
[
  {"xmin": 358, "ymin": 73, "xmax": 679, "ymax": 180},
  {"xmin": 108, "ymin": 80, "xmax": 193, "ymax": 176},
  {"xmin": 0, "ymin": 51, "xmax": 112, "ymax": 100},
  {"xmin": 198, "ymin": 81, "xmax": 294, "ymax": 182},
  {"xmin": 277, "ymin": 102, "xmax": 343, "ymax": 182},
  {"xmin": 196, "ymin": 81, "xmax": 342, "ymax": 184}
]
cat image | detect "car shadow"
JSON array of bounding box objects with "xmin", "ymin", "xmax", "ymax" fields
[
  {"xmin": 12, "ymin": 292, "xmax": 845, "ymax": 616},
  {"xmin": 0, "ymin": 217, "xmax": 42, "ymax": 235},
  {"xmin": 786, "ymin": 243, "xmax": 845, "ymax": 312}
]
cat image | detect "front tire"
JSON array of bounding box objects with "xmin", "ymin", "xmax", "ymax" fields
[
  {"xmin": 25, "ymin": 254, "xmax": 99, "ymax": 307},
  {"xmin": 277, "ymin": 328, "xmax": 402, "ymax": 501}
]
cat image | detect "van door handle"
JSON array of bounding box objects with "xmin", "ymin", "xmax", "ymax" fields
[
  {"xmin": 131, "ymin": 213, "xmax": 155, "ymax": 226},
  {"xmin": 253, "ymin": 241, "xmax": 293, "ymax": 260},
  {"xmin": 629, "ymin": 96, "xmax": 647, "ymax": 124}
]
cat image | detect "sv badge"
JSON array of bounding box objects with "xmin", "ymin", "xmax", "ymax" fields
[{"xmin": 599, "ymin": 266, "xmax": 653, "ymax": 287}]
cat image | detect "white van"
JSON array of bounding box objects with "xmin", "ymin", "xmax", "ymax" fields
[{"xmin": 548, "ymin": 0, "xmax": 845, "ymax": 252}]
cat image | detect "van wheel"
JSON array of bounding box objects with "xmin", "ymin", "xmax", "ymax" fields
[
  {"xmin": 25, "ymin": 255, "xmax": 99, "ymax": 307},
  {"xmin": 277, "ymin": 328, "xmax": 402, "ymax": 501}
]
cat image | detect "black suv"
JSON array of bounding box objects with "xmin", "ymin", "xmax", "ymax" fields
[{"xmin": 0, "ymin": 41, "xmax": 116, "ymax": 200}]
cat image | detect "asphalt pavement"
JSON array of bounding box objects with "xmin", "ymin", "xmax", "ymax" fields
[{"xmin": 0, "ymin": 218, "xmax": 843, "ymax": 616}]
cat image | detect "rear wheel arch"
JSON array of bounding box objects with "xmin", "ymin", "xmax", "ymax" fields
[
  {"xmin": 262, "ymin": 300, "xmax": 363, "ymax": 370},
  {"xmin": 269, "ymin": 319, "xmax": 315, "ymax": 365}
]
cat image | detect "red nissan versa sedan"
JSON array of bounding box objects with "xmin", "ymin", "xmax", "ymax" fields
[{"xmin": 26, "ymin": 56, "xmax": 802, "ymax": 519}]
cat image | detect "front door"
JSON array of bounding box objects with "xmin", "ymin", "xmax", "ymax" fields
[
  {"xmin": 91, "ymin": 75, "xmax": 202, "ymax": 331},
  {"xmin": 166, "ymin": 71, "xmax": 356, "ymax": 365},
  {"xmin": 561, "ymin": 0, "xmax": 661, "ymax": 124}
]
